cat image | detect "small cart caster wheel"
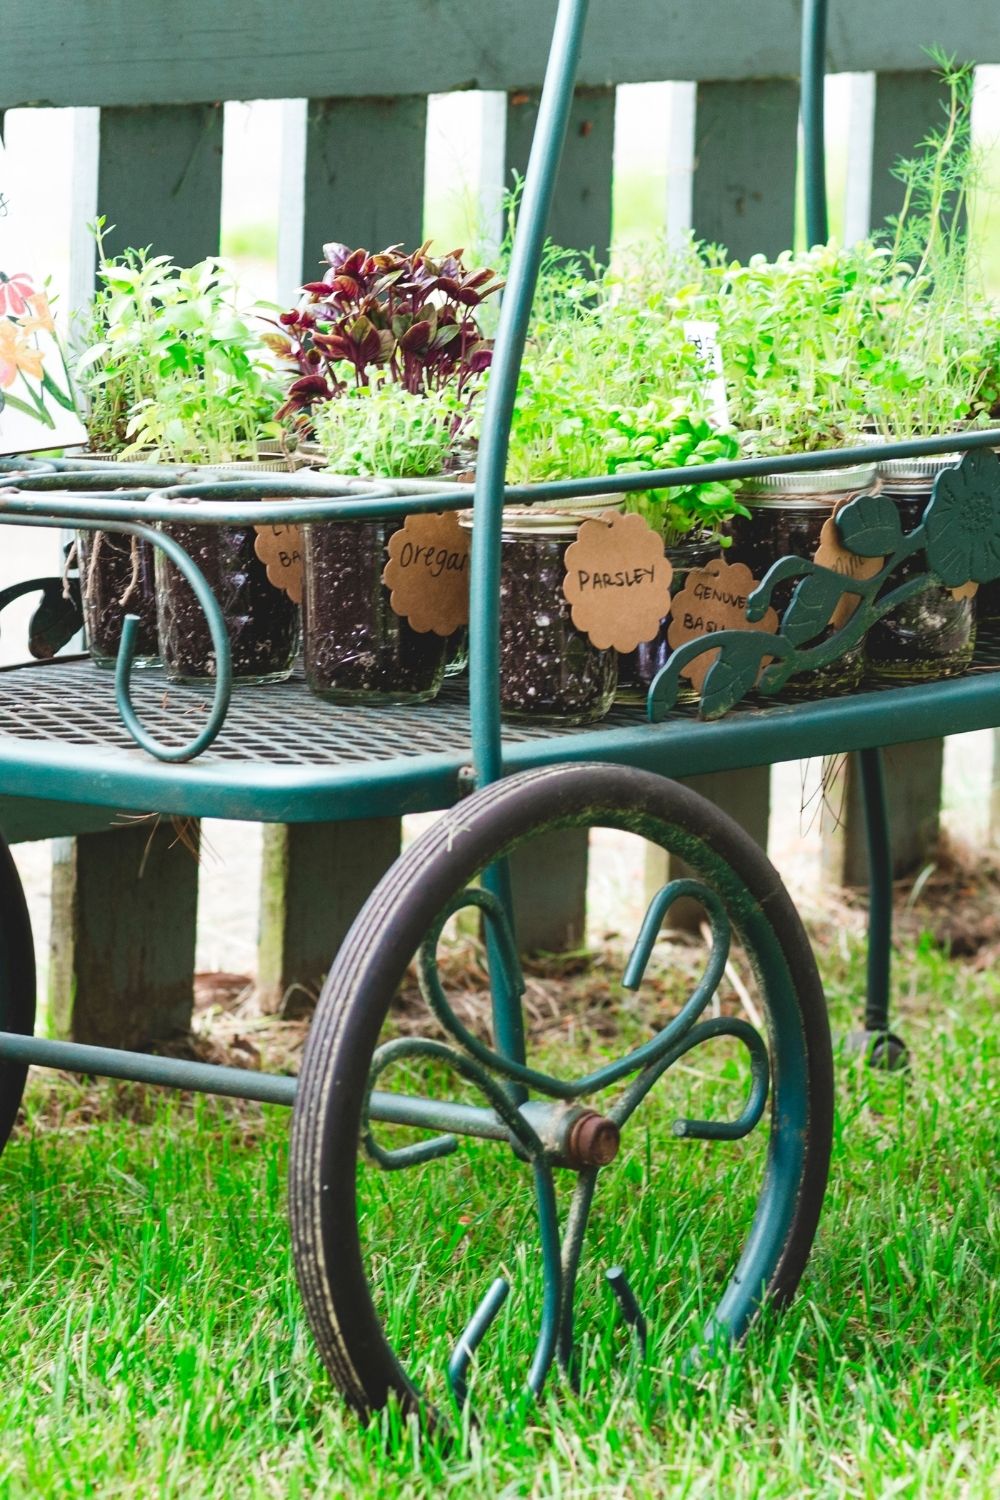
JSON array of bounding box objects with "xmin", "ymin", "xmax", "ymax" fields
[
  {"xmin": 290, "ymin": 763, "xmax": 834, "ymax": 1421},
  {"xmin": 846, "ymin": 1029, "xmax": 909, "ymax": 1072},
  {"xmin": 0, "ymin": 832, "xmax": 38, "ymax": 1153}
]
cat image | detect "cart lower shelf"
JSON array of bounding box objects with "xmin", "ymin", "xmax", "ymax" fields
[{"xmin": 2, "ymin": 630, "xmax": 999, "ymax": 822}]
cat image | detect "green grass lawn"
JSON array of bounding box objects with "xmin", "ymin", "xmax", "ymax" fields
[{"xmin": 0, "ymin": 921, "xmax": 996, "ymax": 1498}]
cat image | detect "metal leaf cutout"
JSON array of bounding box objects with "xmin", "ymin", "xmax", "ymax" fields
[{"xmin": 835, "ymin": 492, "xmax": 904, "ymax": 557}]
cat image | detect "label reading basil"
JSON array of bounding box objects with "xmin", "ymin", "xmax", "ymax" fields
[
  {"xmin": 382, "ymin": 512, "xmax": 470, "ymax": 636},
  {"xmin": 666, "ymin": 559, "xmax": 778, "ymax": 692},
  {"xmin": 254, "ymin": 522, "xmax": 303, "ymax": 603}
]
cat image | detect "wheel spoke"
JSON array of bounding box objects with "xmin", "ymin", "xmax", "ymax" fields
[
  {"xmin": 448, "ymin": 1276, "xmax": 510, "ymax": 1409},
  {"xmin": 611, "ymin": 1016, "xmax": 770, "ymax": 1138},
  {"xmin": 418, "ymin": 879, "xmax": 739, "ymax": 1102}
]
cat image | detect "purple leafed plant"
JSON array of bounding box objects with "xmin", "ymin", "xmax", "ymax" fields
[{"xmin": 271, "ymin": 241, "xmax": 503, "ymax": 427}]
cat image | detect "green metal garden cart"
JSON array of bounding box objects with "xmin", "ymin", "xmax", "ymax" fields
[{"xmin": 1, "ymin": 0, "xmax": 998, "ymax": 1418}]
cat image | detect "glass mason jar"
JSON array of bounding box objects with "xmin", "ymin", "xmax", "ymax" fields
[
  {"xmin": 77, "ymin": 451, "xmax": 159, "ymax": 668},
  {"xmin": 728, "ymin": 464, "xmax": 879, "ymax": 699},
  {"xmin": 78, "ymin": 528, "xmax": 159, "ymax": 669},
  {"xmin": 490, "ymin": 500, "xmax": 619, "ymax": 726},
  {"xmin": 865, "ymin": 455, "xmax": 975, "ymax": 682},
  {"xmin": 157, "ymin": 457, "xmax": 303, "ymax": 685},
  {"xmin": 156, "ymin": 519, "xmax": 300, "ymax": 685},
  {"xmin": 303, "ymin": 518, "xmax": 448, "ymax": 705},
  {"xmin": 616, "ymin": 531, "xmax": 720, "ymax": 706}
]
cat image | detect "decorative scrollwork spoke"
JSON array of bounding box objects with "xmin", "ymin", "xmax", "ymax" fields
[{"xmin": 361, "ymin": 872, "xmax": 774, "ymax": 1409}]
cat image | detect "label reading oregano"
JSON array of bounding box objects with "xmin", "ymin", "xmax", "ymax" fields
[{"xmin": 382, "ymin": 512, "xmax": 470, "ymax": 636}]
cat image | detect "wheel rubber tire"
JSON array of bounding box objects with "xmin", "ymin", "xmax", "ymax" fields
[
  {"xmin": 290, "ymin": 763, "xmax": 834, "ymax": 1417},
  {"xmin": 0, "ymin": 830, "xmax": 37, "ymax": 1152}
]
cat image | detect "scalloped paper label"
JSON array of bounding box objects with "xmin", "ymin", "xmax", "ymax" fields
[
  {"xmin": 562, "ymin": 510, "xmax": 672, "ymax": 653},
  {"xmin": 666, "ymin": 558, "xmax": 778, "ymax": 692},
  {"xmin": 813, "ymin": 506, "xmax": 883, "ymax": 629},
  {"xmin": 254, "ymin": 523, "xmax": 303, "ymax": 603},
  {"xmin": 382, "ymin": 512, "xmax": 470, "ymax": 636}
]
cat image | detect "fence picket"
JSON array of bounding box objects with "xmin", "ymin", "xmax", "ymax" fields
[
  {"xmin": 505, "ymin": 86, "xmax": 615, "ymax": 261},
  {"xmin": 691, "ymin": 79, "xmax": 799, "ymax": 260},
  {"xmin": 96, "ymin": 103, "xmax": 224, "ymax": 263}
]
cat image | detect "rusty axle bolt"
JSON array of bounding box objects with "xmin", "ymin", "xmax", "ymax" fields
[{"xmin": 565, "ymin": 1109, "xmax": 621, "ymax": 1168}]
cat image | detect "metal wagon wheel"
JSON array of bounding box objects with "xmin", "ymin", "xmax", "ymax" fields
[
  {"xmin": 0, "ymin": 831, "xmax": 37, "ymax": 1152},
  {"xmin": 290, "ymin": 763, "xmax": 833, "ymax": 1420}
]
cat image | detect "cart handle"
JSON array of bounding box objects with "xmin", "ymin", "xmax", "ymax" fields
[{"xmin": 468, "ymin": 0, "xmax": 591, "ymax": 790}]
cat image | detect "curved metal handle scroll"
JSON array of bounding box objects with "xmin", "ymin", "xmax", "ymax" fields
[
  {"xmin": 80, "ymin": 520, "xmax": 233, "ymax": 763},
  {"xmin": 469, "ymin": 0, "xmax": 592, "ymax": 791}
]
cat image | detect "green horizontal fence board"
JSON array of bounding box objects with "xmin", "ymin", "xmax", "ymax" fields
[
  {"xmin": 97, "ymin": 104, "xmax": 223, "ymax": 264},
  {"xmin": 505, "ymin": 86, "xmax": 615, "ymax": 262},
  {"xmin": 2, "ymin": 2, "xmax": 996, "ymax": 108},
  {"xmin": 298, "ymin": 95, "xmax": 427, "ymax": 280},
  {"xmin": 691, "ymin": 79, "xmax": 800, "ymax": 260}
]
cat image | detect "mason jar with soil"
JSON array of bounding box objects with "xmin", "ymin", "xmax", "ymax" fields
[
  {"xmin": 155, "ymin": 456, "xmax": 304, "ymax": 684},
  {"xmin": 616, "ymin": 531, "xmax": 720, "ymax": 705},
  {"xmin": 727, "ymin": 464, "xmax": 879, "ymax": 698},
  {"xmin": 156, "ymin": 515, "xmax": 300, "ymax": 684},
  {"xmin": 481, "ymin": 499, "xmax": 620, "ymax": 726},
  {"xmin": 302, "ymin": 518, "xmax": 448, "ymax": 705},
  {"xmin": 78, "ymin": 528, "xmax": 159, "ymax": 669},
  {"xmin": 865, "ymin": 455, "xmax": 976, "ymax": 682}
]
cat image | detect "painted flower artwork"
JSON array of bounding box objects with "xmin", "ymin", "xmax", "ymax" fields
[{"xmin": 0, "ymin": 134, "xmax": 87, "ymax": 454}]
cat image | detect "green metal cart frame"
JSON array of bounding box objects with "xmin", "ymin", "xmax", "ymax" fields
[{"xmin": 0, "ymin": 0, "xmax": 997, "ymax": 1418}]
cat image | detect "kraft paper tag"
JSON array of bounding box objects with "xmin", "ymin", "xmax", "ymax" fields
[
  {"xmin": 950, "ymin": 579, "xmax": 978, "ymax": 601},
  {"xmin": 813, "ymin": 504, "xmax": 882, "ymax": 628},
  {"xmin": 667, "ymin": 558, "xmax": 778, "ymax": 691},
  {"xmin": 562, "ymin": 510, "xmax": 673, "ymax": 653},
  {"xmin": 254, "ymin": 522, "xmax": 303, "ymax": 603},
  {"xmin": 382, "ymin": 512, "xmax": 470, "ymax": 636}
]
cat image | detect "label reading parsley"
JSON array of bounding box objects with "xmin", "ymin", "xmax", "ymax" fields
[{"xmin": 562, "ymin": 510, "xmax": 672, "ymax": 653}]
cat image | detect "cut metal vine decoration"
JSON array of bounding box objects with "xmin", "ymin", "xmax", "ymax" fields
[
  {"xmin": 649, "ymin": 447, "xmax": 1000, "ymax": 721},
  {"xmin": 359, "ymin": 879, "xmax": 770, "ymax": 1411}
]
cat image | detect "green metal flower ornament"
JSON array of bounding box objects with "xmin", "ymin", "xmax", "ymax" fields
[{"xmin": 923, "ymin": 447, "xmax": 1000, "ymax": 587}]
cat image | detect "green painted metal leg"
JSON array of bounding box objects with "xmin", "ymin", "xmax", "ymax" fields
[
  {"xmin": 859, "ymin": 747, "xmax": 891, "ymax": 1035},
  {"xmin": 855, "ymin": 748, "xmax": 908, "ymax": 1069}
]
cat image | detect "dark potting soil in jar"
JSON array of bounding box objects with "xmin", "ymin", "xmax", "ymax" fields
[
  {"xmin": 497, "ymin": 517, "xmax": 617, "ymax": 725},
  {"xmin": 865, "ymin": 458, "xmax": 974, "ymax": 682},
  {"xmin": 303, "ymin": 520, "xmax": 446, "ymax": 704},
  {"xmin": 616, "ymin": 532, "xmax": 720, "ymax": 706},
  {"xmin": 77, "ymin": 529, "xmax": 159, "ymax": 668},
  {"xmin": 156, "ymin": 521, "xmax": 299, "ymax": 684},
  {"xmin": 728, "ymin": 465, "xmax": 878, "ymax": 699}
]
